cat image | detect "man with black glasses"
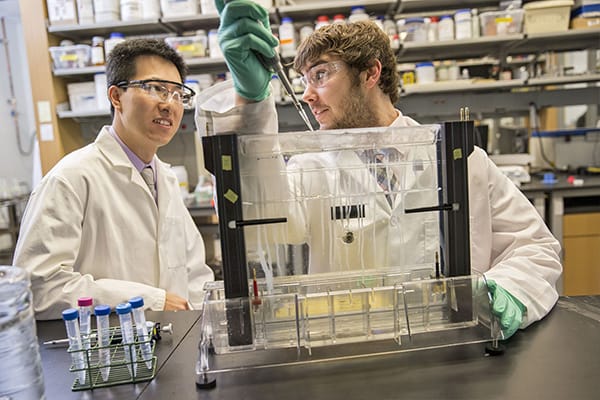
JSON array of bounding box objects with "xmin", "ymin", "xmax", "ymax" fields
[{"xmin": 14, "ymin": 38, "xmax": 214, "ymax": 320}]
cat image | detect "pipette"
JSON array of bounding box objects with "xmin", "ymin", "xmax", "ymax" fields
[{"xmin": 257, "ymin": 52, "xmax": 314, "ymax": 131}]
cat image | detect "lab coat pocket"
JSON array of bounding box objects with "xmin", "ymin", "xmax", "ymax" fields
[{"xmin": 162, "ymin": 216, "xmax": 187, "ymax": 271}]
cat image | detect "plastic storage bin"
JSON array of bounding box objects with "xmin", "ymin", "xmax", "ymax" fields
[
  {"xmin": 49, "ymin": 45, "xmax": 91, "ymax": 69},
  {"xmin": 523, "ymin": 0, "xmax": 574, "ymax": 34},
  {"xmin": 165, "ymin": 34, "xmax": 207, "ymax": 58},
  {"xmin": 68, "ymin": 82, "xmax": 97, "ymax": 113},
  {"xmin": 479, "ymin": 9, "xmax": 524, "ymax": 36}
]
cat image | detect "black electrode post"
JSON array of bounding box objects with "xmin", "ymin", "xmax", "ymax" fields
[
  {"xmin": 438, "ymin": 119, "xmax": 474, "ymax": 323},
  {"xmin": 202, "ymin": 134, "xmax": 253, "ymax": 346}
]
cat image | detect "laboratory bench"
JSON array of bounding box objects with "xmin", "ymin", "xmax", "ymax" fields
[{"xmin": 37, "ymin": 296, "xmax": 600, "ymax": 400}]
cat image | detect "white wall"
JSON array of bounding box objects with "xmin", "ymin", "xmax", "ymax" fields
[{"xmin": 0, "ymin": 0, "xmax": 38, "ymax": 192}]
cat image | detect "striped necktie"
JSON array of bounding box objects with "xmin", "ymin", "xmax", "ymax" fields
[
  {"xmin": 141, "ymin": 166, "xmax": 157, "ymax": 201},
  {"xmin": 368, "ymin": 150, "xmax": 398, "ymax": 207}
]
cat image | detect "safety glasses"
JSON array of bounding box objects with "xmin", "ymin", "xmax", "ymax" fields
[
  {"xmin": 116, "ymin": 79, "xmax": 196, "ymax": 107},
  {"xmin": 300, "ymin": 61, "xmax": 346, "ymax": 89}
]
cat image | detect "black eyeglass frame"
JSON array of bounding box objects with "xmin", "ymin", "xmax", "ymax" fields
[{"xmin": 115, "ymin": 79, "xmax": 196, "ymax": 105}]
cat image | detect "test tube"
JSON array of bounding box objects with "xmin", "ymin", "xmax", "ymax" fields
[
  {"xmin": 116, "ymin": 303, "xmax": 137, "ymax": 377},
  {"xmin": 61, "ymin": 308, "xmax": 87, "ymax": 385},
  {"xmin": 94, "ymin": 304, "xmax": 111, "ymax": 382},
  {"xmin": 77, "ymin": 297, "xmax": 93, "ymax": 350},
  {"xmin": 129, "ymin": 296, "xmax": 153, "ymax": 370}
]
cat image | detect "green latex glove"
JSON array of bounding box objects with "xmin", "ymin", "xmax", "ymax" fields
[
  {"xmin": 216, "ymin": 0, "xmax": 279, "ymax": 101},
  {"xmin": 487, "ymin": 280, "xmax": 527, "ymax": 340}
]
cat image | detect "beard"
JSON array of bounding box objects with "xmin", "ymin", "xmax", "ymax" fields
[{"xmin": 326, "ymin": 82, "xmax": 380, "ymax": 130}]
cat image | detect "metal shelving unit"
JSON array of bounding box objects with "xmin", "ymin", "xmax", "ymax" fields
[{"xmin": 46, "ymin": 1, "xmax": 600, "ymax": 121}]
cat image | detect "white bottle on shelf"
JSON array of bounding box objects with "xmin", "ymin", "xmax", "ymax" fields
[
  {"xmin": 471, "ymin": 9, "xmax": 480, "ymax": 38},
  {"xmin": 299, "ymin": 24, "xmax": 314, "ymax": 43},
  {"xmin": 454, "ymin": 9, "xmax": 472, "ymax": 40},
  {"xmin": 332, "ymin": 14, "xmax": 346, "ymax": 24},
  {"xmin": 315, "ymin": 15, "xmax": 330, "ymax": 30},
  {"xmin": 208, "ymin": 29, "xmax": 223, "ymax": 58},
  {"xmin": 348, "ymin": 6, "xmax": 369, "ymax": 23},
  {"xmin": 104, "ymin": 32, "xmax": 125, "ymax": 59},
  {"xmin": 279, "ymin": 17, "xmax": 296, "ymax": 58},
  {"xmin": 437, "ymin": 15, "xmax": 454, "ymax": 41}
]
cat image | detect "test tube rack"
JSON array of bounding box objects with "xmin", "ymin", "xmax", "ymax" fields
[{"xmin": 66, "ymin": 326, "xmax": 157, "ymax": 391}]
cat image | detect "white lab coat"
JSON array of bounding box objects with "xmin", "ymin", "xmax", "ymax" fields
[
  {"xmin": 196, "ymin": 80, "xmax": 562, "ymax": 328},
  {"xmin": 13, "ymin": 127, "xmax": 214, "ymax": 320}
]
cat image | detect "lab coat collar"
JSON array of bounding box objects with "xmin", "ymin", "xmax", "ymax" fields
[{"xmin": 95, "ymin": 127, "xmax": 177, "ymax": 212}]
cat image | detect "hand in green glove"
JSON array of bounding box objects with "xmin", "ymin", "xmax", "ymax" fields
[
  {"xmin": 487, "ymin": 279, "xmax": 527, "ymax": 340},
  {"xmin": 216, "ymin": 0, "xmax": 279, "ymax": 101}
]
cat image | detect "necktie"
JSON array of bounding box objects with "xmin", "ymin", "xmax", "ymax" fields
[
  {"xmin": 368, "ymin": 150, "xmax": 398, "ymax": 207},
  {"xmin": 141, "ymin": 166, "xmax": 157, "ymax": 201}
]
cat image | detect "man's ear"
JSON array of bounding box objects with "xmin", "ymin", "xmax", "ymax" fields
[
  {"xmin": 363, "ymin": 59, "xmax": 382, "ymax": 89},
  {"xmin": 108, "ymin": 85, "xmax": 122, "ymax": 112}
]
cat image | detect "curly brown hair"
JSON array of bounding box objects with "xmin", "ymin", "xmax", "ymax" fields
[{"xmin": 293, "ymin": 21, "xmax": 399, "ymax": 104}]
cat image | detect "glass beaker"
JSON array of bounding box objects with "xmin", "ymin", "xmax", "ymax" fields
[{"xmin": 0, "ymin": 266, "xmax": 45, "ymax": 399}]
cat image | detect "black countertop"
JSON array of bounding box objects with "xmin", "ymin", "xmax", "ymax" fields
[{"xmin": 38, "ymin": 297, "xmax": 600, "ymax": 400}]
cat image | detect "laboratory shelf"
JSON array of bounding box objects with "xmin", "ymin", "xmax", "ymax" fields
[
  {"xmin": 53, "ymin": 66, "xmax": 105, "ymax": 76},
  {"xmin": 277, "ymin": 0, "xmax": 397, "ymax": 21},
  {"xmin": 401, "ymin": 79, "xmax": 525, "ymax": 95},
  {"xmin": 57, "ymin": 109, "xmax": 110, "ymax": 119},
  {"xmin": 398, "ymin": 35, "xmax": 522, "ymax": 63},
  {"xmin": 47, "ymin": 19, "xmax": 170, "ymax": 40},
  {"xmin": 51, "ymin": 58, "xmax": 227, "ymax": 78},
  {"xmin": 160, "ymin": 13, "xmax": 226, "ymax": 33},
  {"xmin": 185, "ymin": 57, "xmax": 228, "ymax": 74},
  {"xmin": 401, "ymin": 74, "xmax": 600, "ymax": 96},
  {"xmin": 395, "ymin": 0, "xmax": 498, "ymax": 14},
  {"xmin": 58, "ymin": 106, "xmax": 196, "ymax": 119},
  {"xmin": 514, "ymin": 28, "xmax": 600, "ymax": 55},
  {"xmin": 398, "ymin": 28, "xmax": 600, "ymax": 63},
  {"xmin": 527, "ymin": 73, "xmax": 600, "ymax": 87}
]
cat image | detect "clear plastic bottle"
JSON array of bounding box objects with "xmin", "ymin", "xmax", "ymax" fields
[
  {"xmin": 94, "ymin": 304, "xmax": 111, "ymax": 382},
  {"xmin": 348, "ymin": 6, "xmax": 369, "ymax": 23},
  {"xmin": 62, "ymin": 308, "xmax": 87, "ymax": 385},
  {"xmin": 0, "ymin": 266, "xmax": 45, "ymax": 399},
  {"xmin": 279, "ymin": 17, "xmax": 296, "ymax": 58},
  {"xmin": 116, "ymin": 303, "xmax": 137, "ymax": 377},
  {"xmin": 129, "ymin": 296, "xmax": 153, "ymax": 370},
  {"xmin": 78, "ymin": 297, "xmax": 93, "ymax": 350}
]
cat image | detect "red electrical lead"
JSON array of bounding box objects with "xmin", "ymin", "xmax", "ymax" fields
[{"xmin": 252, "ymin": 268, "xmax": 262, "ymax": 308}]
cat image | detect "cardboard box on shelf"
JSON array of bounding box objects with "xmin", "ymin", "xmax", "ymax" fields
[{"xmin": 570, "ymin": 16, "xmax": 600, "ymax": 28}]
